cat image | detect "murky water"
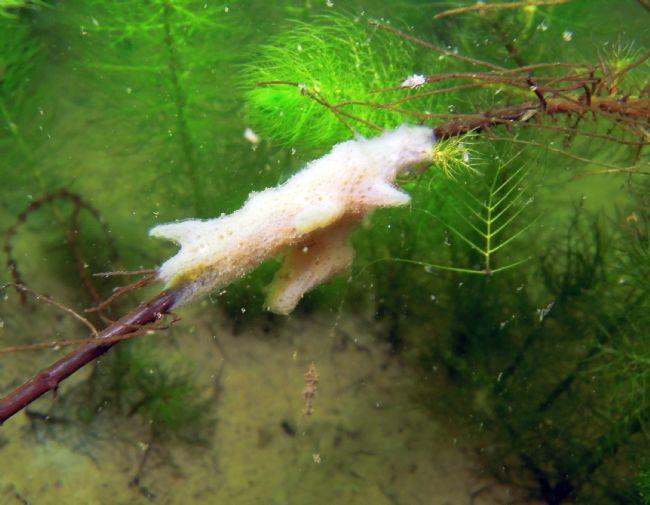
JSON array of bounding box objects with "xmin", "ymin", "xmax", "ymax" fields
[{"xmin": 1, "ymin": 1, "xmax": 648, "ymax": 504}]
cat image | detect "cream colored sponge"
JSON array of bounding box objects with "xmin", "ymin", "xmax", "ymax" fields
[{"xmin": 150, "ymin": 124, "xmax": 436, "ymax": 313}]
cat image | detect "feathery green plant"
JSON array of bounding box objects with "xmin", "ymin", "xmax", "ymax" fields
[
  {"xmin": 245, "ymin": 14, "xmax": 452, "ymax": 148},
  {"xmin": 0, "ymin": 0, "xmax": 45, "ymax": 19},
  {"xmin": 64, "ymin": 0, "xmax": 237, "ymax": 216},
  {"xmin": 397, "ymin": 156, "xmax": 535, "ymax": 275},
  {"xmin": 76, "ymin": 342, "xmax": 214, "ymax": 442},
  {"xmin": 0, "ymin": 13, "xmax": 41, "ymax": 159}
]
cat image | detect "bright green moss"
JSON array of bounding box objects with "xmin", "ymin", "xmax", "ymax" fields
[{"xmin": 245, "ymin": 14, "xmax": 444, "ymax": 148}]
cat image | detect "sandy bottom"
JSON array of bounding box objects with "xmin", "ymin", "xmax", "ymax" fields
[{"xmin": 0, "ymin": 304, "xmax": 527, "ymax": 505}]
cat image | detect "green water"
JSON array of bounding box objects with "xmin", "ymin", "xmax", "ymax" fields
[{"xmin": 1, "ymin": 1, "xmax": 648, "ymax": 504}]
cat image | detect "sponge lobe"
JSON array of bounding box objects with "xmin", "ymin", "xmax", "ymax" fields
[{"xmin": 150, "ymin": 124, "xmax": 436, "ymax": 312}]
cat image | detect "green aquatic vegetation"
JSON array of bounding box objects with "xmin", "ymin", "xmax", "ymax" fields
[
  {"xmin": 0, "ymin": 0, "xmax": 45, "ymax": 19},
  {"xmin": 245, "ymin": 14, "xmax": 451, "ymax": 148},
  {"xmin": 406, "ymin": 156, "xmax": 536, "ymax": 275},
  {"xmin": 421, "ymin": 203, "xmax": 650, "ymax": 504},
  {"xmin": 343, "ymin": 151, "xmax": 538, "ymax": 349},
  {"xmin": 434, "ymin": 0, "xmax": 573, "ymax": 66},
  {"xmin": 640, "ymin": 469, "xmax": 650, "ymax": 505},
  {"xmin": 63, "ymin": 0, "xmax": 237, "ymax": 216},
  {"xmin": 433, "ymin": 0, "xmax": 647, "ymax": 70},
  {"xmin": 0, "ymin": 13, "xmax": 41, "ymax": 160},
  {"xmin": 0, "ymin": 10, "xmax": 82, "ymax": 252},
  {"xmin": 80, "ymin": 343, "xmax": 214, "ymax": 443}
]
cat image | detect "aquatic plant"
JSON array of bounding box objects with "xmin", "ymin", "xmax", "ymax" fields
[
  {"xmin": 640, "ymin": 469, "xmax": 650, "ymax": 505},
  {"xmin": 245, "ymin": 14, "xmax": 449, "ymax": 147},
  {"xmin": 0, "ymin": 0, "xmax": 45, "ymax": 19},
  {"xmin": 417, "ymin": 200, "xmax": 650, "ymax": 503},
  {"xmin": 250, "ymin": 14, "xmax": 648, "ymax": 178},
  {"xmin": 0, "ymin": 10, "xmax": 42, "ymax": 163},
  {"xmin": 81, "ymin": 343, "xmax": 214, "ymax": 442},
  {"xmin": 62, "ymin": 0, "xmax": 238, "ymax": 216},
  {"xmin": 399, "ymin": 156, "xmax": 536, "ymax": 275}
]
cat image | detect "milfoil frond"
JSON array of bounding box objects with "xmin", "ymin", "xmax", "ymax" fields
[{"xmin": 402, "ymin": 154, "xmax": 537, "ymax": 275}]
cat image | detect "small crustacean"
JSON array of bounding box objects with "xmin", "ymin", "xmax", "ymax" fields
[{"xmin": 150, "ymin": 124, "xmax": 437, "ymax": 313}]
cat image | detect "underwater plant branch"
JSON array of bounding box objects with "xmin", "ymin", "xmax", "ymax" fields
[
  {"xmin": 364, "ymin": 23, "xmax": 649, "ymax": 145},
  {"xmin": 0, "ymin": 310, "xmax": 181, "ymax": 354},
  {"xmin": 0, "ymin": 290, "xmax": 177, "ymax": 424},
  {"xmin": 2, "ymin": 283, "xmax": 99, "ymax": 337},
  {"xmin": 85, "ymin": 274, "xmax": 156, "ymax": 314},
  {"xmin": 329, "ymin": 82, "xmax": 648, "ymax": 141},
  {"xmin": 161, "ymin": 0, "xmax": 203, "ymax": 215},
  {"xmin": 255, "ymin": 81, "xmax": 382, "ymax": 133},
  {"xmin": 93, "ymin": 268, "xmax": 158, "ymax": 277},
  {"xmin": 491, "ymin": 136, "xmax": 650, "ymax": 173},
  {"xmin": 387, "ymin": 257, "xmax": 531, "ymax": 276},
  {"xmin": 432, "ymin": 95, "xmax": 650, "ymax": 139},
  {"xmin": 577, "ymin": 167, "xmax": 650, "ymax": 176},
  {"xmin": 433, "ymin": 0, "xmax": 572, "ymax": 20},
  {"xmin": 369, "ymin": 22, "xmax": 506, "ymax": 71},
  {"xmin": 3, "ymin": 189, "xmax": 118, "ymax": 305}
]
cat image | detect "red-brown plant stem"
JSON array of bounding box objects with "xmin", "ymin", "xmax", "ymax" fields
[
  {"xmin": 433, "ymin": 96, "xmax": 650, "ymax": 139},
  {"xmin": 0, "ymin": 290, "xmax": 177, "ymax": 425}
]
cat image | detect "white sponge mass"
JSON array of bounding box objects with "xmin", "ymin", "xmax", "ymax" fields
[{"xmin": 150, "ymin": 124, "xmax": 437, "ymax": 313}]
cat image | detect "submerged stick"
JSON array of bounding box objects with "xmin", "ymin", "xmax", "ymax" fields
[
  {"xmin": 0, "ymin": 291, "xmax": 176, "ymax": 425},
  {"xmin": 433, "ymin": 0, "xmax": 571, "ymax": 20}
]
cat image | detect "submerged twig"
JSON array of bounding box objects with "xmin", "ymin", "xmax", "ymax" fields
[
  {"xmin": 0, "ymin": 311, "xmax": 180, "ymax": 354},
  {"xmin": 93, "ymin": 268, "xmax": 157, "ymax": 277},
  {"xmin": 3, "ymin": 189, "xmax": 118, "ymax": 306},
  {"xmin": 2, "ymin": 283, "xmax": 99, "ymax": 338},
  {"xmin": 434, "ymin": 0, "xmax": 571, "ymax": 20},
  {"xmin": 86, "ymin": 274, "xmax": 156, "ymax": 314},
  {"xmin": 0, "ymin": 291, "xmax": 177, "ymax": 424}
]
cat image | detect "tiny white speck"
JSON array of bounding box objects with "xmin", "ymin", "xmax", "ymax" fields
[{"xmin": 243, "ymin": 127, "xmax": 260, "ymax": 144}]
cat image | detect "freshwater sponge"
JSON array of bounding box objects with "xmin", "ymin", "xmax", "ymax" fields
[
  {"xmin": 245, "ymin": 15, "xmax": 422, "ymax": 147},
  {"xmin": 150, "ymin": 125, "xmax": 437, "ymax": 313}
]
